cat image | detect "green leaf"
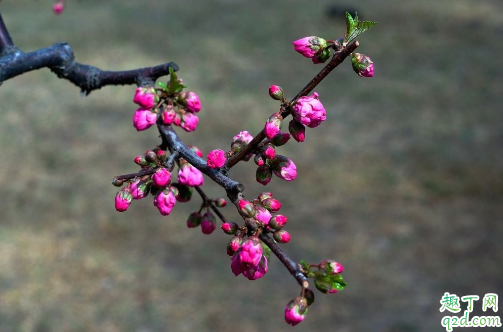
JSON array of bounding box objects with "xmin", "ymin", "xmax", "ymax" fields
[
  {"xmin": 344, "ymin": 12, "xmax": 378, "ymax": 44},
  {"xmin": 157, "ymin": 82, "xmax": 168, "ymax": 90}
]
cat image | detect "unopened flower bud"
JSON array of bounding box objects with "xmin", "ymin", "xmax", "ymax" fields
[
  {"xmin": 112, "ymin": 178, "xmax": 125, "ymax": 187},
  {"xmin": 227, "ymin": 236, "xmax": 243, "ymax": 256},
  {"xmin": 156, "ymin": 150, "xmax": 167, "ymax": 162},
  {"xmin": 305, "ymin": 289, "xmax": 315, "ymax": 306},
  {"xmin": 284, "ymin": 297, "xmax": 309, "ymax": 326},
  {"xmin": 131, "ymin": 179, "xmax": 151, "ymax": 200},
  {"xmin": 52, "ymin": 2, "xmax": 64, "ymax": 15},
  {"xmin": 273, "ymin": 230, "xmax": 291, "ymax": 243},
  {"xmin": 256, "ymin": 165, "xmax": 272, "ymax": 186},
  {"xmin": 178, "ymin": 91, "xmax": 202, "ymax": 113},
  {"xmin": 152, "ymin": 168, "xmax": 171, "ymax": 187},
  {"xmin": 254, "ymin": 206, "xmax": 272, "ymax": 226},
  {"xmin": 162, "ymin": 105, "xmax": 176, "ymax": 125},
  {"xmin": 264, "ymin": 114, "xmax": 282, "ymax": 140},
  {"xmin": 351, "ymin": 53, "xmax": 374, "ymax": 78},
  {"xmin": 206, "ymin": 149, "xmax": 227, "ymax": 169},
  {"xmin": 262, "ymin": 198, "xmax": 281, "ymax": 212},
  {"xmin": 201, "ymin": 212, "xmax": 216, "ymax": 234},
  {"xmin": 239, "ymin": 236, "xmax": 263, "ymax": 266},
  {"xmin": 254, "ymin": 154, "xmax": 265, "ymax": 166},
  {"xmin": 289, "ymin": 120, "xmax": 306, "ymax": 142},
  {"xmin": 173, "ymin": 113, "xmax": 182, "ymax": 126},
  {"xmin": 292, "ymin": 92, "xmax": 326, "ymax": 128},
  {"xmin": 187, "ymin": 145, "xmax": 204, "ymax": 158},
  {"xmin": 258, "ymin": 192, "xmax": 273, "ymax": 202},
  {"xmin": 292, "ymin": 36, "xmax": 327, "ymax": 59},
  {"xmin": 214, "ymin": 197, "xmax": 227, "ymax": 207},
  {"xmin": 319, "ymin": 260, "xmax": 344, "ymax": 274},
  {"xmin": 269, "ymin": 85, "xmax": 284, "ymax": 100},
  {"xmin": 115, "ymin": 187, "xmax": 132, "ymax": 212},
  {"xmin": 133, "ymin": 87, "xmax": 157, "ymax": 109},
  {"xmin": 221, "ymin": 222, "xmax": 239, "ymax": 235},
  {"xmin": 238, "ymin": 199, "xmax": 256, "ymax": 218},
  {"xmin": 187, "ymin": 212, "xmax": 202, "ymax": 228},
  {"xmin": 153, "ymin": 188, "xmax": 177, "ymax": 216},
  {"xmin": 269, "ymin": 214, "xmax": 288, "ymax": 230},
  {"xmin": 134, "ymin": 155, "xmax": 149, "ymax": 166},
  {"xmin": 232, "ymin": 131, "xmax": 253, "ymax": 145},
  {"xmin": 271, "ymin": 132, "xmax": 291, "ymax": 146},
  {"xmin": 271, "ymin": 155, "xmax": 297, "ymax": 181},
  {"xmin": 145, "ymin": 150, "xmax": 157, "ymax": 163},
  {"xmin": 133, "ymin": 109, "xmax": 157, "ymax": 131},
  {"xmin": 312, "ymin": 48, "xmax": 331, "ymax": 64},
  {"xmin": 262, "ymin": 144, "xmax": 276, "ymax": 160},
  {"xmin": 180, "ymin": 112, "xmax": 199, "ymax": 132}
]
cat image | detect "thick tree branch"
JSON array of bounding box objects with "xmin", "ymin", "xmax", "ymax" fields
[
  {"xmin": 0, "ymin": 12, "xmax": 178, "ymax": 94},
  {"xmin": 225, "ymin": 41, "xmax": 359, "ymax": 169}
]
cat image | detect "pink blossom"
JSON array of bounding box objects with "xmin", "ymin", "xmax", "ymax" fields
[
  {"xmin": 133, "ymin": 109, "xmax": 157, "ymax": 131},
  {"xmin": 264, "ymin": 121, "xmax": 280, "ymax": 140},
  {"xmin": 239, "ymin": 237, "xmax": 262, "ymax": 266},
  {"xmin": 133, "ymin": 87, "xmax": 156, "ymax": 109},
  {"xmin": 152, "ymin": 168, "xmax": 171, "ymax": 187},
  {"xmin": 115, "ymin": 188, "xmax": 132, "ymax": 212},
  {"xmin": 153, "ymin": 190, "xmax": 177, "ymax": 216},
  {"xmin": 233, "ymin": 131, "xmax": 254, "ymax": 144},
  {"xmin": 272, "ymin": 155, "xmax": 297, "ymax": 181},
  {"xmin": 292, "ymin": 36, "xmax": 327, "ymax": 58},
  {"xmin": 254, "ymin": 206, "xmax": 272, "ymax": 226},
  {"xmin": 179, "ymin": 91, "xmax": 201, "ymax": 113},
  {"xmin": 292, "ymin": 92, "xmax": 326, "ymax": 128},
  {"xmin": 180, "ymin": 113, "xmax": 199, "ymax": 132},
  {"xmin": 206, "ymin": 149, "xmax": 226, "ymax": 168},
  {"xmin": 285, "ymin": 298, "xmax": 309, "ymax": 326},
  {"xmin": 178, "ymin": 164, "xmax": 204, "ymax": 187},
  {"xmin": 52, "ymin": 2, "xmax": 64, "ymax": 15}
]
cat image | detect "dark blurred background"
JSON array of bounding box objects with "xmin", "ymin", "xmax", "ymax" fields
[{"xmin": 1, "ymin": 0, "xmax": 502, "ymax": 331}]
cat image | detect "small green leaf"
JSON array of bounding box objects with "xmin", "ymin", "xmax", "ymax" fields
[
  {"xmin": 157, "ymin": 82, "xmax": 168, "ymax": 90},
  {"xmin": 344, "ymin": 12, "xmax": 378, "ymax": 44}
]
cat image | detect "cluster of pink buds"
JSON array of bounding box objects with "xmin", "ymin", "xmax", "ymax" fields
[{"xmin": 132, "ymin": 69, "xmax": 202, "ymax": 133}]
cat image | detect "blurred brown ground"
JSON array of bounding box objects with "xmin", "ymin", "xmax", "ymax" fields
[{"xmin": 0, "ymin": 0, "xmax": 502, "ymax": 331}]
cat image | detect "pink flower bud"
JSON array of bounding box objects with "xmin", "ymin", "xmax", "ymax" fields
[
  {"xmin": 173, "ymin": 113, "xmax": 182, "ymax": 126},
  {"xmin": 239, "ymin": 236, "xmax": 263, "ymax": 266},
  {"xmin": 221, "ymin": 222, "xmax": 238, "ymax": 235},
  {"xmin": 351, "ymin": 53, "xmax": 374, "ymax": 78},
  {"xmin": 214, "ymin": 197, "xmax": 227, "ymax": 207},
  {"xmin": 115, "ymin": 187, "xmax": 132, "ymax": 212},
  {"xmin": 145, "ymin": 150, "xmax": 157, "ymax": 163},
  {"xmin": 292, "ymin": 92, "xmax": 326, "ymax": 128},
  {"xmin": 179, "ymin": 91, "xmax": 201, "ymax": 113},
  {"xmin": 271, "ymin": 132, "xmax": 291, "ymax": 146},
  {"xmin": 273, "ymin": 230, "xmax": 291, "ymax": 243},
  {"xmin": 271, "ymin": 155, "xmax": 297, "ymax": 181},
  {"xmin": 264, "ymin": 114, "xmax": 282, "ymax": 140},
  {"xmin": 152, "ymin": 168, "xmax": 171, "ymax": 187},
  {"xmin": 153, "ymin": 189, "xmax": 177, "ymax": 216},
  {"xmin": 201, "ymin": 212, "xmax": 216, "ymax": 234},
  {"xmin": 254, "ymin": 154, "xmax": 265, "ymax": 166},
  {"xmin": 254, "ymin": 206, "xmax": 272, "ymax": 226},
  {"xmin": 112, "ymin": 178, "xmax": 125, "ymax": 187},
  {"xmin": 232, "ymin": 131, "xmax": 253, "ymax": 145},
  {"xmin": 269, "ymin": 85, "xmax": 284, "ymax": 100},
  {"xmin": 172, "ymin": 183, "xmax": 193, "ymax": 202},
  {"xmin": 256, "ymin": 165, "xmax": 272, "ymax": 186},
  {"xmin": 156, "ymin": 150, "xmax": 167, "ymax": 162},
  {"xmin": 258, "ymin": 192, "xmax": 273, "ymax": 202},
  {"xmin": 285, "ymin": 297, "xmax": 309, "ymax": 326},
  {"xmin": 227, "ymin": 236, "xmax": 242, "ymax": 256},
  {"xmin": 187, "ymin": 212, "xmax": 202, "ymax": 228},
  {"xmin": 238, "ymin": 199, "xmax": 256, "ymax": 218},
  {"xmin": 319, "ymin": 260, "xmax": 344, "ymax": 274},
  {"xmin": 289, "ymin": 120, "xmax": 306, "ymax": 142},
  {"xmin": 242, "ymin": 255, "xmax": 268, "ymax": 280},
  {"xmin": 187, "ymin": 145, "xmax": 204, "ymax": 158},
  {"xmin": 263, "ymin": 144, "xmax": 276, "ymax": 160},
  {"xmin": 134, "ymin": 155, "xmax": 149, "ymax": 166},
  {"xmin": 178, "ymin": 164, "xmax": 204, "ymax": 187},
  {"xmin": 133, "ymin": 109, "xmax": 157, "ymax": 131},
  {"xmin": 162, "ymin": 105, "xmax": 176, "ymax": 125},
  {"xmin": 206, "ymin": 149, "xmax": 226, "ymax": 169},
  {"xmin": 292, "ymin": 36, "xmax": 327, "ymax": 59},
  {"xmin": 131, "ymin": 180, "xmax": 150, "ymax": 200},
  {"xmin": 180, "ymin": 112, "xmax": 199, "ymax": 132},
  {"xmin": 133, "ymin": 87, "xmax": 157, "ymax": 109},
  {"xmin": 262, "ymin": 198, "xmax": 281, "ymax": 213},
  {"xmin": 269, "ymin": 214, "xmax": 288, "ymax": 230},
  {"xmin": 52, "ymin": 2, "xmax": 64, "ymax": 15}
]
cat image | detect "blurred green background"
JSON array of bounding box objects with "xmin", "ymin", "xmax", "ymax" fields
[{"xmin": 1, "ymin": 0, "xmax": 502, "ymax": 331}]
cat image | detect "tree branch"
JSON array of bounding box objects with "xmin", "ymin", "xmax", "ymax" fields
[
  {"xmin": 0, "ymin": 12, "xmax": 178, "ymax": 94},
  {"xmin": 225, "ymin": 41, "xmax": 359, "ymax": 169}
]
